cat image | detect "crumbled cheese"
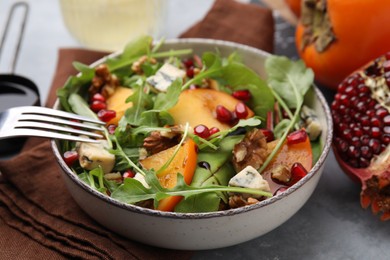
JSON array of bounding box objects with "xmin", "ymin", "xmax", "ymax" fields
[
  {"xmin": 229, "ymin": 165, "xmax": 270, "ymax": 198},
  {"xmin": 77, "ymin": 140, "xmax": 115, "ymax": 174},
  {"xmin": 146, "ymin": 63, "xmax": 185, "ymax": 92},
  {"xmin": 300, "ymin": 105, "xmax": 322, "ymax": 141}
]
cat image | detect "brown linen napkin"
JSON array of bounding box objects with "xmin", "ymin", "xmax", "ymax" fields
[
  {"xmin": 180, "ymin": 0, "xmax": 274, "ymax": 52},
  {"xmin": 0, "ymin": 0, "xmax": 274, "ymax": 258}
]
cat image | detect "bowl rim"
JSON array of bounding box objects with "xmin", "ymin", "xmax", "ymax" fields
[{"xmin": 51, "ymin": 38, "xmax": 334, "ymax": 219}]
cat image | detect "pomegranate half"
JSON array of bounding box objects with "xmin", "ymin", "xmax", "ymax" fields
[{"xmin": 332, "ymin": 53, "xmax": 390, "ymax": 221}]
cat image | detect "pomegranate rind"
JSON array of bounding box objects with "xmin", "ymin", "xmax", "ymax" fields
[{"xmin": 333, "ymin": 144, "xmax": 390, "ymax": 221}]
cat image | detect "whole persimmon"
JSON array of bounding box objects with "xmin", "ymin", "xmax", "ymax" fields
[
  {"xmin": 296, "ymin": 0, "xmax": 390, "ymax": 89},
  {"xmin": 285, "ymin": 0, "xmax": 301, "ymax": 18}
]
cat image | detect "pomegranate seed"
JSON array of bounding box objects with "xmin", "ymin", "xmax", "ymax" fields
[
  {"xmin": 123, "ymin": 170, "xmax": 135, "ymax": 178},
  {"xmin": 382, "ymin": 134, "xmax": 390, "ymax": 145},
  {"xmin": 352, "ymin": 127, "xmax": 363, "ymax": 137},
  {"xmin": 189, "ymin": 84, "xmax": 200, "ymax": 90},
  {"xmin": 335, "ymin": 138, "xmax": 348, "ymax": 153},
  {"xmin": 369, "ymin": 139, "xmax": 381, "ymax": 154},
  {"xmin": 370, "ymin": 127, "xmax": 381, "ymax": 138},
  {"xmin": 287, "ymin": 129, "xmax": 308, "ymax": 145},
  {"xmin": 216, "ymin": 105, "xmax": 232, "ymax": 123},
  {"xmin": 360, "ymin": 115, "xmax": 370, "ymax": 126},
  {"xmin": 376, "ymin": 108, "xmax": 388, "ymax": 118},
  {"xmin": 97, "ymin": 109, "xmax": 116, "ymax": 122},
  {"xmin": 347, "ymin": 146, "xmax": 360, "ymax": 158},
  {"xmin": 235, "ymin": 102, "xmax": 249, "ymax": 119},
  {"xmin": 183, "ymin": 58, "xmax": 194, "ymax": 68},
  {"xmin": 384, "ymin": 115, "xmax": 390, "ymax": 125},
  {"xmin": 274, "ymin": 187, "xmax": 288, "ymax": 196},
  {"xmin": 194, "ymin": 124, "xmax": 211, "ymax": 139},
  {"xmin": 232, "ymin": 90, "xmax": 251, "ymax": 101},
  {"xmin": 350, "ymin": 136, "xmax": 361, "ymax": 147},
  {"xmin": 342, "ymin": 129, "xmax": 352, "ymax": 141},
  {"xmin": 107, "ymin": 124, "xmax": 116, "ymax": 134},
  {"xmin": 209, "ymin": 127, "xmax": 220, "ymax": 136},
  {"xmin": 290, "ymin": 163, "xmax": 308, "ymax": 185},
  {"xmin": 90, "ymin": 100, "xmax": 107, "ymax": 112},
  {"xmin": 186, "ymin": 67, "xmax": 194, "ymax": 78},
  {"xmin": 63, "ymin": 151, "xmax": 78, "ymax": 166},
  {"xmin": 359, "ymin": 157, "xmax": 370, "ymax": 168},
  {"xmin": 360, "ymin": 135, "xmax": 370, "ymax": 145},
  {"xmin": 91, "ymin": 93, "xmax": 106, "ymax": 102},
  {"xmin": 360, "ymin": 146, "xmax": 372, "ymax": 159},
  {"xmin": 260, "ymin": 129, "xmax": 275, "ymax": 142}
]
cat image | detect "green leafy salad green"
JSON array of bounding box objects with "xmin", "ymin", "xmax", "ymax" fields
[{"xmin": 57, "ymin": 36, "xmax": 322, "ymax": 213}]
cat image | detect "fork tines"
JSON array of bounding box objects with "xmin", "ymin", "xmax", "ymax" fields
[{"xmin": 14, "ymin": 106, "xmax": 105, "ymax": 143}]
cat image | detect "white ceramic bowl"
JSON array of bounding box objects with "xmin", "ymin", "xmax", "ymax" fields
[{"xmin": 51, "ymin": 39, "xmax": 333, "ymax": 250}]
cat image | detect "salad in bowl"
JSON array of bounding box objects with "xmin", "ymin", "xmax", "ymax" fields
[{"xmin": 52, "ymin": 37, "xmax": 332, "ymax": 249}]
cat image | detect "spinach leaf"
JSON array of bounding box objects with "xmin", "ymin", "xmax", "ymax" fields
[
  {"xmin": 258, "ymin": 56, "xmax": 314, "ymax": 173},
  {"xmin": 265, "ymin": 56, "xmax": 314, "ymax": 109},
  {"xmin": 174, "ymin": 192, "xmax": 221, "ymax": 213},
  {"xmin": 221, "ymin": 62, "xmax": 274, "ymax": 119}
]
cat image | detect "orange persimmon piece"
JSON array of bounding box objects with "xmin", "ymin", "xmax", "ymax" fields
[
  {"xmin": 263, "ymin": 136, "xmax": 313, "ymax": 177},
  {"xmin": 105, "ymin": 86, "xmax": 133, "ymax": 125},
  {"xmin": 140, "ymin": 139, "xmax": 198, "ymax": 211}
]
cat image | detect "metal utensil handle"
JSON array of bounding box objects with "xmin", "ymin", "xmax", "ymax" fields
[{"xmin": 0, "ymin": 2, "xmax": 29, "ymax": 73}]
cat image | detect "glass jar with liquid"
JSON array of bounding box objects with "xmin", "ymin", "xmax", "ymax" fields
[{"xmin": 59, "ymin": 0, "xmax": 166, "ymax": 51}]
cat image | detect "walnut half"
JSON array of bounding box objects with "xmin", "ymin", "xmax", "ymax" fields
[
  {"xmin": 232, "ymin": 129, "xmax": 268, "ymax": 172},
  {"xmin": 143, "ymin": 127, "xmax": 182, "ymax": 155}
]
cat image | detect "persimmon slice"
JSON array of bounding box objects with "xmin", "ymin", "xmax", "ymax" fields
[{"xmin": 140, "ymin": 139, "xmax": 198, "ymax": 211}]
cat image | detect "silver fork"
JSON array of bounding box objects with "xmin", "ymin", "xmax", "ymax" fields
[{"xmin": 0, "ymin": 106, "xmax": 105, "ymax": 143}]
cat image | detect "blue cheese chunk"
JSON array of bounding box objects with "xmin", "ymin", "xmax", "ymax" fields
[
  {"xmin": 300, "ymin": 105, "xmax": 322, "ymax": 141},
  {"xmin": 77, "ymin": 140, "xmax": 115, "ymax": 174},
  {"xmin": 146, "ymin": 63, "xmax": 185, "ymax": 92},
  {"xmin": 229, "ymin": 166, "xmax": 270, "ymax": 198}
]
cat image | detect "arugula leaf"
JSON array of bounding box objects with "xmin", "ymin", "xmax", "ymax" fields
[
  {"xmin": 121, "ymin": 84, "xmax": 153, "ymax": 126},
  {"xmin": 57, "ymin": 63, "xmax": 95, "ymax": 112},
  {"xmin": 111, "ymin": 173, "xmax": 272, "ymax": 207},
  {"xmin": 79, "ymin": 167, "xmax": 107, "ymax": 194},
  {"xmin": 198, "ymin": 117, "xmax": 261, "ymax": 150},
  {"xmin": 106, "ymin": 35, "xmax": 153, "ymax": 71},
  {"xmin": 153, "ymin": 79, "xmax": 182, "ymax": 110},
  {"xmin": 181, "ymin": 52, "xmax": 223, "ymax": 90}
]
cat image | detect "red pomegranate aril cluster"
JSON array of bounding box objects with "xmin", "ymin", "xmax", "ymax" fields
[
  {"xmin": 215, "ymin": 103, "xmax": 251, "ymax": 125},
  {"xmin": 332, "ymin": 71, "xmax": 390, "ymax": 168},
  {"xmin": 194, "ymin": 124, "xmax": 220, "ymax": 139},
  {"xmin": 90, "ymin": 93, "xmax": 107, "ymax": 112}
]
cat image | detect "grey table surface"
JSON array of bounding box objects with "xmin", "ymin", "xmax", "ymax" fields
[{"xmin": 0, "ymin": 1, "xmax": 388, "ymax": 259}]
